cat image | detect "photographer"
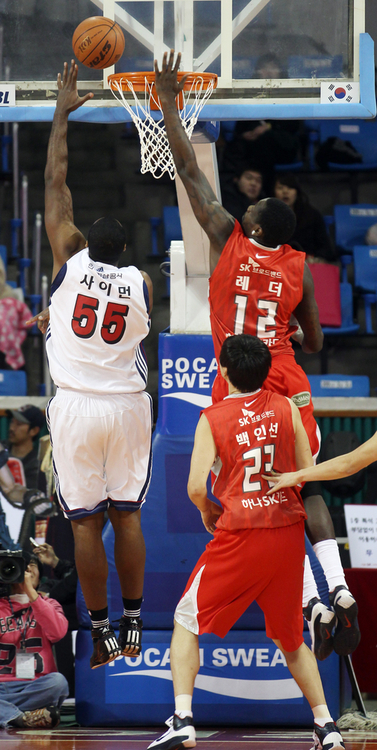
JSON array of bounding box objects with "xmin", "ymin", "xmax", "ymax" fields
[{"xmin": 0, "ymin": 551, "xmax": 68, "ymax": 729}]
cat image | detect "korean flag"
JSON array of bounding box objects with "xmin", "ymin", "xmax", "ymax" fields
[{"xmin": 320, "ymin": 82, "xmax": 360, "ymax": 104}]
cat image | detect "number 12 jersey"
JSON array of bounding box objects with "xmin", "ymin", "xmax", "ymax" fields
[{"xmin": 209, "ymin": 220, "xmax": 305, "ymax": 363}]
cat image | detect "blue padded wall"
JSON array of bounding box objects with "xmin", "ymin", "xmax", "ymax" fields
[
  {"xmin": 75, "ymin": 332, "xmax": 348, "ymax": 725},
  {"xmin": 76, "ymin": 629, "xmax": 342, "ymax": 727}
]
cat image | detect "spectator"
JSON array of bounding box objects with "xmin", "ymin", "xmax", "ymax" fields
[
  {"xmin": 254, "ymin": 52, "xmax": 288, "ymax": 79},
  {"xmin": 6, "ymin": 405, "xmax": 45, "ymax": 489},
  {"xmin": 274, "ymin": 173, "xmax": 336, "ymax": 263},
  {"xmin": 365, "ymin": 223, "xmax": 377, "ymax": 245},
  {"xmin": 0, "ymin": 550, "xmax": 68, "ymax": 729},
  {"xmin": 220, "ymin": 55, "xmax": 300, "ymax": 192},
  {"xmin": 0, "ymin": 258, "xmax": 32, "ymax": 371},
  {"xmin": 221, "ymin": 166, "xmax": 263, "ymax": 224},
  {"xmin": 34, "ymin": 543, "xmax": 78, "ymax": 698},
  {"xmin": 0, "ymin": 443, "xmax": 49, "ymax": 551},
  {"xmin": 0, "ymin": 257, "xmax": 18, "ymax": 302},
  {"xmin": 221, "ymin": 120, "xmax": 301, "ymax": 193},
  {"xmin": 34, "ymin": 543, "xmax": 77, "ymax": 625}
]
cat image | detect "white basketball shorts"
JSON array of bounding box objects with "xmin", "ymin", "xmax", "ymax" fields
[{"xmin": 46, "ymin": 388, "xmax": 153, "ymax": 520}]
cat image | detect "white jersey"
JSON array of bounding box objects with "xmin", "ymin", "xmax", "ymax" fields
[{"xmin": 46, "ymin": 249, "xmax": 150, "ymax": 394}]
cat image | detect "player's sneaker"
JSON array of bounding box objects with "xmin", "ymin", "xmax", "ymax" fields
[
  {"xmin": 90, "ymin": 625, "xmax": 122, "ymax": 669},
  {"xmin": 147, "ymin": 714, "xmax": 196, "ymax": 750},
  {"xmin": 303, "ymin": 597, "xmax": 336, "ymax": 661},
  {"xmin": 12, "ymin": 705, "xmax": 60, "ymax": 728},
  {"xmin": 118, "ymin": 615, "xmax": 143, "ymax": 656},
  {"xmin": 312, "ymin": 721, "xmax": 345, "ymax": 750},
  {"xmin": 329, "ymin": 585, "xmax": 361, "ymax": 656}
]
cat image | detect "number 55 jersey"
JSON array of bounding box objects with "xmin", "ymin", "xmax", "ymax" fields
[
  {"xmin": 204, "ymin": 388, "xmax": 306, "ymax": 531},
  {"xmin": 46, "ymin": 249, "xmax": 150, "ymax": 393}
]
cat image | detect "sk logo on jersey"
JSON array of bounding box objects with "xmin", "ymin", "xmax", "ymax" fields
[{"xmin": 242, "ymin": 407, "xmax": 255, "ymax": 419}]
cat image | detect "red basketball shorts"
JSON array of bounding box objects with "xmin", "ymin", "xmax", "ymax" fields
[
  {"xmin": 263, "ymin": 354, "xmax": 320, "ymax": 459},
  {"xmin": 174, "ymin": 520, "xmax": 306, "ymax": 653}
]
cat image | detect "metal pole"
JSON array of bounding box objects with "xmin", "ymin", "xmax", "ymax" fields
[
  {"xmin": 41, "ymin": 275, "xmax": 53, "ymax": 398},
  {"xmin": 33, "ymin": 213, "xmax": 42, "ymax": 296},
  {"xmin": 4, "ymin": 65, "xmax": 10, "ymax": 141},
  {"xmin": 12, "ymin": 123, "xmax": 19, "ymax": 219},
  {"xmin": 20, "ymin": 174, "xmax": 29, "ymax": 293},
  {"xmin": 22, "ymin": 174, "xmax": 28, "ymax": 258},
  {"xmin": 0, "ymin": 26, "xmax": 3, "ymax": 81}
]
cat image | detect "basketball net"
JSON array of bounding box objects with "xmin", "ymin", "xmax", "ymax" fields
[{"xmin": 108, "ymin": 73, "xmax": 217, "ymax": 180}]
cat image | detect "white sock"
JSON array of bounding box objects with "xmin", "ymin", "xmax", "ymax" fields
[
  {"xmin": 314, "ymin": 715, "xmax": 334, "ymax": 727},
  {"xmin": 303, "ymin": 555, "xmax": 320, "ymax": 608},
  {"xmin": 175, "ymin": 694, "xmax": 193, "ymax": 716},
  {"xmin": 313, "ymin": 540, "xmax": 347, "ymax": 592},
  {"xmin": 313, "ymin": 704, "xmax": 333, "ymax": 724}
]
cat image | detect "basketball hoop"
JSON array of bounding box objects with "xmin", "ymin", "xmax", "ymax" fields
[{"xmin": 108, "ymin": 71, "xmax": 218, "ymax": 180}]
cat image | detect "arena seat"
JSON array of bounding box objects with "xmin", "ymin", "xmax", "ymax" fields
[
  {"xmin": 353, "ymin": 244, "xmax": 377, "ymax": 332},
  {"xmin": 163, "ymin": 205, "xmax": 182, "ymax": 250},
  {"xmin": 332, "ymin": 204, "xmax": 377, "ymax": 281},
  {"xmin": 288, "ymin": 55, "xmax": 343, "ymax": 78},
  {"xmin": 0, "ymin": 370, "xmax": 27, "ymax": 396},
  {"xmin": 308, "ymin": 374, "xmax": 370, "ymax": 397},
  {"xmin": 316, "ymin": 120, "xmax": 377, "ymax": 171},
  {"xmin": 309, "ymin": 263, "xmax": 342, "ymax": 327}
]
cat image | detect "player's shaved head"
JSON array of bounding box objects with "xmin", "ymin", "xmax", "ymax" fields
[
  {"xmin": 220, "ymin": 334, "xmax": 271, "ymax": 392},
  {"xmin": 256, "ymin": 197, "xmax": 296, "ymax": 246},
  {"xmin": 87, "ymin": 217, "xmax": 126, "ymax": 262}
]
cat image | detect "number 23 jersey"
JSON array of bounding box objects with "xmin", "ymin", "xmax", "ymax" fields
[
  {"xmin": 46, "ymin": 249, "xmax": 151, "ymax": 393},
  {"xmin": 204, "ymin": 389, "xmax": 306, "ymax": 531},
  {"xmin": 209, "ymin": 220, "xmax": 305, "ymax": 362}
]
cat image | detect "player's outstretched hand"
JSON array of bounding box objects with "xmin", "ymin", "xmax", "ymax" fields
[
  {"xmin": 200, "ymin": 500, "xmax": 223, "ymax": 535},
  {"xmin": 56, "ymin": 60, "xmax": 94, "ymax": 115},
  {"xmin": 25, "ymin": 307, "xmax": 50, "ymax": 334},
  {"xmin": 262, "ymin": 470, "xmax": 301, "ymax": 495},
  {"xmin": 154, "ymin": 49, "xmax": 188, "ymax": 101}
]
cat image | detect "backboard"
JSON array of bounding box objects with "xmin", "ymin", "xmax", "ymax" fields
[{"xmin": 0, "ymin": 0, "xmax": 374, "ymax": 122}]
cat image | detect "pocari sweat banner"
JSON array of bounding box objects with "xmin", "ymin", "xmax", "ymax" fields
[{"xmin": 158, "ymin": 333, "xmax": 217, "ymax": 434}]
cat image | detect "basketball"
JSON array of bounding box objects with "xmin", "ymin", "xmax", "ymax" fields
[{"xmin": 72, "ymin": 16, "xmax": 125, "ymax": 69}]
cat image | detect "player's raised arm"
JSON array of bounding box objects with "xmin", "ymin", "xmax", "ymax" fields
[
  {"xmin": 154, "ymin": 50, "xmax": 234, "ymax": 254},
  {"xmin": 45, "ymin": 60, "xmax": 94, "ymax": 281},
  {"xmin": 291, "ymin": 263, "xmax": 324, "ymax": 353}
]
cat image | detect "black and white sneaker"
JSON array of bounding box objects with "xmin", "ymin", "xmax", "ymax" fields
[
  {"xmin": 303, "ymin": 597, "xmax": 336, "ymax": 661},
  {"xmin": 90, "ymin": 626, "xmax": 122, "ymax": 669},
  {"xmin": 312, "ymin": 721, "xmax": 345, "ymax": 750},
  {"xmin": 147, "ymin": 714, "xmax": 196, "ymax": 750},
  {"xmin": 329, "ymin": 585, "xmax": 361, "ymax": 656},
  {"xmin": 118, "ymin": 616, "xmax": 143, "ymax": 656}
]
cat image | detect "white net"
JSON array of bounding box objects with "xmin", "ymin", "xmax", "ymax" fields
[{"xmin": 109, "ymin": 75, "xmax": 216, "ymax": 180}]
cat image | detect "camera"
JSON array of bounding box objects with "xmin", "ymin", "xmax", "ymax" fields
[{"xmin": 0, "ymin": 550, "xmax": 25, "ymax": 584}]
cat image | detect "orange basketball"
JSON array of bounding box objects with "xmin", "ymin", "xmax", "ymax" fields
[{"xmin": 72, "ymin": 16, "xmax": 125, "ymax": 69}]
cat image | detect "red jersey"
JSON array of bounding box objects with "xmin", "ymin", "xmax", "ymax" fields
[
  {"xmin": 204, "ymin": 388, "xmax": 306, "ymax": 531},
  {"xmin": 209, "ymin": 221, "xmax": 305, "ymax": 401},
  {"xmin": 0, "ymin": 594, "xmax": 68, "ymax": 681}
]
